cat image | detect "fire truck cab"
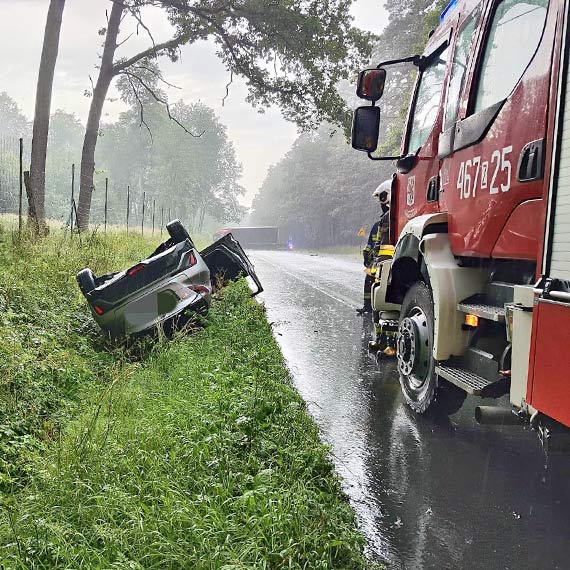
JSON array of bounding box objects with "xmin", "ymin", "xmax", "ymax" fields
[{"xmin": 352, "ymin": 0, "xmax": 570, "ymax": 436}]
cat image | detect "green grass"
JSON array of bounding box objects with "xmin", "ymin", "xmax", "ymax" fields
[
  {"xmin": 0, "ymin": 227, "xmax": 366, "ymax": 568},
  {"xmin": 0, "ymin": 226, "xmax": 161, "ymax": 492}
]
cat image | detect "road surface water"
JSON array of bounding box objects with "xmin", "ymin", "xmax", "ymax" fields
[{"xmin": 249, "ymin": 250, "xmax": 570, "ymax": 570}]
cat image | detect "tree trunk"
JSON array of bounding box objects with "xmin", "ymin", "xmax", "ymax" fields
[
  {"xmin": 76, "ymin": 2, "xmax": 124, "ymax": 231},
  {"xmin": 199, "ymin": 204, "xmax": 206, "ymax": 233},
  {"xmin": 29, "ymin": 0, "xmax": 66, "ymax": 234}
]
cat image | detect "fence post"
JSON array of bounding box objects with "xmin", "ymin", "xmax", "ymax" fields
[
  {"xmin": 104, "ymin": 178, "xmax": 108, "ymax": 233},
  {"xmin": 152, "ymin": 198, "xmax": 156, "ymax": 235},
  {"xmin": 72, "ymin": 199, "xmax": 82, "ymax": 245},
  {"xmin": 70, "ymin": 163, "xmax": 75, "ymax": 233},
  {"xmin": 18, "ymin": 138, "xmax": 23, "ymax": 237},
  {"xmin": 126, "ymin": 185, "xmax": 130, "ymax": 234},
  {"xmin": 141, "ymin": 191, "xmax": 145, "ymax": 235}
]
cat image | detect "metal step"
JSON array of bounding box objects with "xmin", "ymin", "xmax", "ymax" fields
[
  {"xmin": 487, "ymin": 281, "xmax": 514, "ymax": 306},
  {"xmin": 458, "ymin": 295, "xmax": 505, "ymax": 322},
  {"xmin": 436, "ymin": 364, "xmax": 503, "ymax": 396}
]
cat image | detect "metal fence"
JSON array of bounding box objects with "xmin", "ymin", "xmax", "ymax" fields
[{"xmin": 0, "ymin": 136, "xmax": 183, "ymax": 238}]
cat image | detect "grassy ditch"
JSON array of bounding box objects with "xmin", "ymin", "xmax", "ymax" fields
[
  {"xmin": 0, "ymin": 227, "xmax": 160, "ymax": 492},
  {"xmin": 0, "ymin": 227, "xmax": 365, "ymax": 568}
]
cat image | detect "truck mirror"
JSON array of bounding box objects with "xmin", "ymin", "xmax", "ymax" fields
[
  {"xmin": 357, "ymin": 68, "xmax": 386, "ymax": 102},
  {"xmin": 351, "ymin": 106, "xmax": 381, "ymax": 153}
]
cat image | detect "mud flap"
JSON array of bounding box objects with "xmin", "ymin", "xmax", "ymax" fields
[{"xmin": 200, "ymin": 233, "xmax": 263, "ymax": 295}]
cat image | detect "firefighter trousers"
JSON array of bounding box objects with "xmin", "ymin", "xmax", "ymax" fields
[{"xmin": 363, "ymin": 273, "xmax": 373, "ymax": 310}]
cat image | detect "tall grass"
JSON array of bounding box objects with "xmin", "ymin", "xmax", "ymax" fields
[
  {"xmin": 0, "ymin": 227, "xmax": 366, "ymax": 568},
  {"xmin": 0, "ymin": 226, "xmax": 161, "ymax": 492}
]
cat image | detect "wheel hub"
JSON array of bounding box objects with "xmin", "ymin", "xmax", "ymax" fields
[{"xmin": 397, "ymin": 308, "xmax": 430, "ymax": 387}]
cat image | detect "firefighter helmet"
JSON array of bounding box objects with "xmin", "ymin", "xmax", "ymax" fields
[{"xmin": 373, "ymin": 180, "xmax": 391, "ymax": 205}]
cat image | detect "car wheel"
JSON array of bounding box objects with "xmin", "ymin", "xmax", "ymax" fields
[
  {"xmin": 397, "ymin": 281, "xmax": 466, "ymax": 415},
  {"xmin": 166, "ymin": 219, "xmax": 190, "ymax": 244},
  {"xmin": 76, "ymin": 268, "xmax": 96, "ymax": 296}
]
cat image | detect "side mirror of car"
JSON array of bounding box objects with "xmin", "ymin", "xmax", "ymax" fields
[
  {"xmin": 351, "ymin": 106, "xmax": 381, "ymax": 153},
  {"xmin": 356, "ymin": 68, "xmax": 387, "ymax": 102}
]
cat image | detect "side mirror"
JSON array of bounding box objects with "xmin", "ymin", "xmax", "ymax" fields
[
  {"xmin": 356, "ymin": 68, "xmax": 386, "ymax": 102},
  {"xmin": 351, "ymin": 106, "xmax": 380, "ymax": 153}
]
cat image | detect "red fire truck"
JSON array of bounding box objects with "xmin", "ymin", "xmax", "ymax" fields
[{"xmin": 352, "ymin": 0, "xmax": 570, "ymax": 439}]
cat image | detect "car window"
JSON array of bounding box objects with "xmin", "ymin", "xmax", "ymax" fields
[
  {"xmin": 407, "ymin": 47, "xmax": 449, "ymax": 153},
  {"xmin": 473, "ymin": 0, "xmax": 549, "ymax": 113},
  {"xmin": 444, "ymin": 8, "xmax": 481, "ymax": 130}
]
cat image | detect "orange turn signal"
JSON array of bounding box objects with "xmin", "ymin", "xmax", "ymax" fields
[{"xmin": 465, "ymin": 314, "xmax": 479, "ymax": 327}]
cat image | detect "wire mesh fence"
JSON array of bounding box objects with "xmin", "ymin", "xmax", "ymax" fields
[{"xmin": 0, "ymin": 136, "xmax": 185, "ymax": 240}]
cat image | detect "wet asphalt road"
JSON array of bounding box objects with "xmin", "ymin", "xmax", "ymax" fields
[{"xmin": 249, "ymin": 250, "xmax": 570, "ymax": 570}]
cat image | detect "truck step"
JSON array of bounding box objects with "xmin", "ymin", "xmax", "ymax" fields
[
  {"xmin": 486, "ymin": 281, "xmax": 514, "ymax": 306},
  {"xmin": 436, "ymin": 364, "xmax": 505, "ymax": 396},
  {"xmin": 458, "ymin": 294, "xmax": 505, "ymax": 322}
]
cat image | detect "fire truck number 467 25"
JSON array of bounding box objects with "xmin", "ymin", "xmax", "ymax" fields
[{"xmin": 456, "ymin": 145, "xmax": 513, "ymax": 199}]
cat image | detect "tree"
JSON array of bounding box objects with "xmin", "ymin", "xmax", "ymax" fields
[
  {"xmin": 0, "ymin": 93, "xmax": 30, "ymax": 140},
  {"xmin": 28, "ymin": 0, "xmax": 66, "ymax": 233},
  {"xmin": 76, "ymin": 0, "xmax": 372, "ymax": 230},
  {"xmin": 94, "ymin": 97, "xmax": 243, "ymax": 230},
  {"xmin": 45, "ymin": 110, "xmax": 84, "ymax": 222},
  {"xmin": 77, "ymin": 1, "xmax": 196, "ymax": 231},
  {"xmin": 0, "ymin": 93, "xmax": 30, "ymax": 216},
  {"xmin": 250, "ymin": 0, "xmax": 448, "ymax": 246},
  {"xmin": 250, "ymin": 125, "xmax": 393, "ymax": 248}
]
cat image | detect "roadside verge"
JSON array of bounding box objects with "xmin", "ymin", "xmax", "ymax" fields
[{"xmin": 0, "ymin": 230, "xmax": 365, "ymax": 568}]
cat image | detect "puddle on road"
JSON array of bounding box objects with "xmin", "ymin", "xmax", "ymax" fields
[{"xmin": 251, "ymin": 252, "xmax": 570, "ymax": 570}]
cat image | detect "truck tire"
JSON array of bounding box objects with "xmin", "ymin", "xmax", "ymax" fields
[
  {"xmin": 397, "ymin": 281, "xmax": 466, "ymax": 415},
  {"xmin": 166, "ymin": 219, "xmax": 190, "ymax": 244},
  {"xmin": 77, "ymin": 268, "xmax": 96, "ymax": 296}
]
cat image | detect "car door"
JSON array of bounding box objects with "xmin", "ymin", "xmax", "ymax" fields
[{"xmin": 439, "ymin": 0, "xmax": 554, "ymax": 260}]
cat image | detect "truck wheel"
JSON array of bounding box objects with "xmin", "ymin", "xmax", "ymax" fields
[
  {"xmin": 433, "ymin": 381, "xmax": 466, "ymax": 416},
  {"xmin": 397, "ymin": 281, "xmax": 466, "ymax": 415},
  {"xmin": 76, "ymin": 268, "xmax": 96, "ymax": 296},
  {"xmin": 166, "ymin": 219, "xmax": 190, "ymax": 244}
]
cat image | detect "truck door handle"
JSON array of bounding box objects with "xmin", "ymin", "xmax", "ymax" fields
[{"xmin": 517, "ymin": 138, "xmax": 545, "ymax": 182}]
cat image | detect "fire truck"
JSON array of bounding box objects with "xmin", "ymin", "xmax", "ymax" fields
[{"xmin": 351, "ymin": 0, "xmax": 570, "ymax": 438}]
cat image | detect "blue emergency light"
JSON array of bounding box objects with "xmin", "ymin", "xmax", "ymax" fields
[{"xmin": 440, "ymin": 0, "xmax": 459, "ymax": 22}]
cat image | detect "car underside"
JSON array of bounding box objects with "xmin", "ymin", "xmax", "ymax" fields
[{"xmin": 76, "ymin": 220, "xmax": 262, "ymax": 337}]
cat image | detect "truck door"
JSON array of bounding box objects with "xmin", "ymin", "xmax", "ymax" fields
[
  {"xmin": 393, "ymin": 23, "xmax": 453, "ymax": 234},
  {"xmin": 439, "ymin": 0, "xmax": 553, "ymax": 259},
  {"xmin": 527, "ymin": 2, "xmax": 570, "ymax": 428}
]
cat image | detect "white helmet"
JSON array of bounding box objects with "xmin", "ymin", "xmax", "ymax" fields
[{"xmin": 372, "ymin": 179, "xmax": 391, "ymax": 205}]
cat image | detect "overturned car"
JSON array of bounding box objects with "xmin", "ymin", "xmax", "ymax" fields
[{"xmin": 76, "ymin": 220, "xmax": 262, "ymax": 337}]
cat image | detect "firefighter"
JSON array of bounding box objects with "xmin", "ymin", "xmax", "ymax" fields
[{"xmin": 356, "ymin": 180, "xmax": 391, "ymax": 315}]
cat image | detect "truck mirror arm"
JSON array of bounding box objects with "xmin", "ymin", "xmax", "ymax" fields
[
  {"xmin": 367, "ymin": 152, "xmax": 401, "ymax": 161},
  {"xmin": 375, "ymin": 54, "xmax": 423, "ymax": 70}
]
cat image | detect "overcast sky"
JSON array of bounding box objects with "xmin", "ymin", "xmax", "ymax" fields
[{"xmin": 0, "ymin": 0, "xmax": 388, "ymax": 206}]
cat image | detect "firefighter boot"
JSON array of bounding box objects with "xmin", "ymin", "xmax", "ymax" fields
[
  {"xmin": 368, "ymin": 335, "xmax": 387, "ymax": 353},
  {"xmin": 356, "ymin": 304, "xmax": 372, "ymax": 315},
  {"xmin": 381, "ymin": 332, "xmax": 397, "ymax": 358}
]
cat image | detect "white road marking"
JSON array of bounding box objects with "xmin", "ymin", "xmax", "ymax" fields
[{"xmin": 253, "ymin": 252, "xmax": 358, "ymax": 309}]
